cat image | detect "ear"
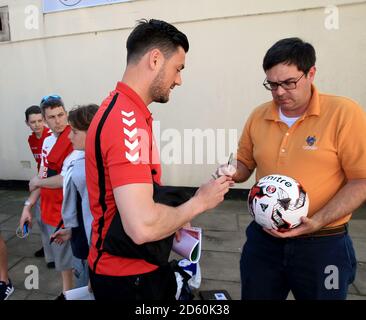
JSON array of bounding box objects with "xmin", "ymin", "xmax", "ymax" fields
[
  {"xmin": 25, "ymin": 120, "xmax": 29, "ymax": 127},
  {"xmin": 307, "ymin": 65, "xmax": 316, "ymax": 82},
  {"xmin": 148, "ymin": 48, "xmax": 163, "ymax": 71}
]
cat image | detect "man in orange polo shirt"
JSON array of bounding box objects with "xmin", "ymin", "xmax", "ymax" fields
[{"xmin": 218, "ymin": 38, "xmax": 366, "ymax": 300}]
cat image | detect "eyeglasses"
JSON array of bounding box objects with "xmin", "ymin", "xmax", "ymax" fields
[
  {"xmin": 263, "ymin": 73, "xmax": 305, "ymax": 91},
  {"xmin": 40, "ymin": 94, "xmax": 62, "ymax": 104}
]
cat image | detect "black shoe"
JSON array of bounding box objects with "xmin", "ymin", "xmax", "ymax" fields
[
  {"xmin": 55, "ymin": 292, "xmax": 65, "ymax": 300},
  {"xmin": 0, "ymin": 279, "xmax": 14, "ymax": 300},
  {"xmin": 34, "ymin": 247, "xmax": 45, "ymax": 258},
  {"xmin": 47, "ymin": 262, "xmax": 55, "ymax": 269}
]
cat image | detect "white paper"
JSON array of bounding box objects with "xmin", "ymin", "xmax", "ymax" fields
[
  {"xmin": 172, "ymin": 227, "xmax": 202, "ymax": 263},
  {"xmin": 64, "ymin": 286, "xmax": 95, "ymax": 300}
]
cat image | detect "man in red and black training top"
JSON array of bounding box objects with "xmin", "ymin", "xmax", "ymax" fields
[
  {"xmin": 20, "ymin": 96, "xmax": 75, "ymax": 299},
  {"xmin": 25, "ymin": 105, "xmax": 54, "ymax": 265},
  {"xmin": 85, "ymin": 19, "xmax": 233, "ymax": 300}
]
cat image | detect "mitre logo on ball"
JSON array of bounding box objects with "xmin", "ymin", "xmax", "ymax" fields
[{"xmin": 247, "ymin": 174, "xmax": 309, "ymax": 230}]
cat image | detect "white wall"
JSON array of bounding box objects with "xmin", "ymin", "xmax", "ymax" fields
[{"xmin": 0, "ymin": 0, "xmax": 365, "ymax": 188}]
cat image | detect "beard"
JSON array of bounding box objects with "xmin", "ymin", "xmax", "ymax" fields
[{"xmin": 149, "ymin": 67, "xmax": 170, "ymax": 104}]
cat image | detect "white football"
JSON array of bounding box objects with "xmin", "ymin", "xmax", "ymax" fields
[{"xmin": 247, "ymin": 174, "xmax": 309, "ymax": 230}]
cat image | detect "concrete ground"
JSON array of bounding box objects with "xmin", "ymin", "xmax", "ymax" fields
[{"xmin": 1, "ymin": 188, "xmax": 365, "ymax": 300}]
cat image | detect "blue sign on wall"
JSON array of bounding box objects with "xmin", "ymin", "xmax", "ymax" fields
[{"xmin": 43, "ymin": 0, "xmax": 132, "ymax": 13}]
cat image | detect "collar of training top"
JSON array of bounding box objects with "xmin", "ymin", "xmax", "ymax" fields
[{"xmin": 115, "ymin": 81, "xmax": 152, "ymax": 121}]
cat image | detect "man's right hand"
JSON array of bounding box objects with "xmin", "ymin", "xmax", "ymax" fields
[
  {"xmin": 19, "ymin": 206, "xmax": 33, "ymax": 229},
  {"xmin": 215, "ymin": 163, "xmax": 237, "ymax": 178},
  {"xmin": 214, "ymin": 159, "xmax": 252, "ymax": 184},
  {"xmin": 51, "ymin": 229, "xmax": 72, "ymax": 245},
  {"xmin": 213, "ymin": 157, "xmax": 237, "ymax": 180},
  {"xmin": 194, "ymin": 175, "xmax": 233, "ymax": 211}
]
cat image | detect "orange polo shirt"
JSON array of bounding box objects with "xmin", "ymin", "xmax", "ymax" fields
[{"xmin": 238, "ymin": 85, "xmax": 366, "ymax": 227}]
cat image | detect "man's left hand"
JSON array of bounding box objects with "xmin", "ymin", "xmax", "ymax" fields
[
  {"xmin": 29, "ymin": 176, "xmax": 41, "ymax": 192},
  {"xmin": 263, "ymin": 216, "xmax": 323, "ymax": 238}
]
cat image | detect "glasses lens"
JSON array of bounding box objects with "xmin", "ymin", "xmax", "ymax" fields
[
  {"xmin": 263, "ymin": 82, "xmax": 277, "ymax": 91},
  {"xmin": 280, "ymin": 82, "xmax": 296, "ymax": 90}
]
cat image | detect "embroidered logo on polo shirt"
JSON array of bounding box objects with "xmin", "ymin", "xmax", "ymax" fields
[
  {"xmin": 121, "ymin": 110, "xmax": 140, "ymax": 162},
  {"xmin": 303, "ymin": 135, "xmax": 318, "ymax": 150}
]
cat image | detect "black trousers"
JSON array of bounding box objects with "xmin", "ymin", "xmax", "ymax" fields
[{"xmin": 89, "ymin": 264, "xmax": 177, "ymax": 300}]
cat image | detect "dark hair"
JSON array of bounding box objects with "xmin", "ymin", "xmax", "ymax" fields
[
  {"xmin": 25, "ymin": 105, "xmax": 41, "ymax": 122},
  {"xmin": 126, "ymin": 19, "xmax": 189, "ymax": 64},
  {"xmin": 263, "ymin": 37, "xmax": 316, "ymax": 74},
  {"xmin": 68, "ymin": 104, "xmax": 99, "ymax": 131},
  {"xmin": 40, "ymin": 95, "xmax": 65, "ymax": 116}
]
